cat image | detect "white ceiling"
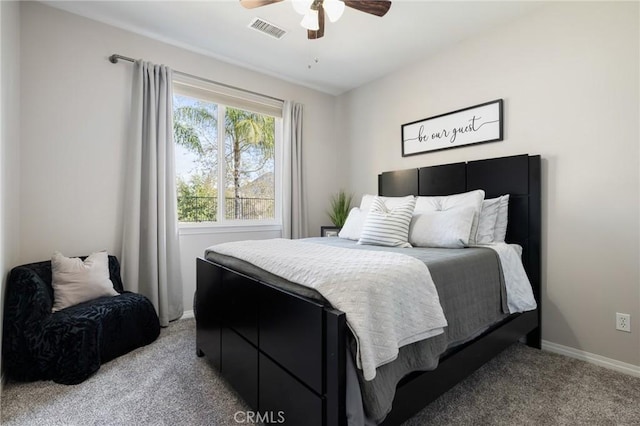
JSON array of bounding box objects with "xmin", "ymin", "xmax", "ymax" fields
[{"xmin": 43, "ymin": 0, "xmax": 546, "ymax": 95}]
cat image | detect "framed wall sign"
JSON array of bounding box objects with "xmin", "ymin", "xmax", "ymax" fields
[{"xmin": 401, "ymin": 99, "xmax": 503, "ymax": 157}]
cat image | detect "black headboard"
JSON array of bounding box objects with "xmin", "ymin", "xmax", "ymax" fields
[{"xmin": 378, "ymin": 154, "xmax": 541, "ymax": 304}]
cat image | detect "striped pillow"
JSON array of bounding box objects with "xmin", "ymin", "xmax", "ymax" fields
[{"xmin": 357, "ymin": 196, "xmax": 416, "ymax": 247}]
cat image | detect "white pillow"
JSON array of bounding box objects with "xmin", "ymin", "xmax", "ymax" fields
[
  {"xmin": 360, "ymin": 194, "xmax": 415, "ymax": 212},
  {"xmin": 409, "ymin": 207, "xmax": 476, "ymax": 248},
  {"xmin": 414, "ymin": 189, "xmax": 485, "ymax": 213},
  {"xmin": 338, "ymin": 207, "xmax": 366, "ymax": 241},
  {"xmin": 415, "ymin": 190, "xmax": 485, "ymax": 243},
  {"xmin": 473, "ymin": 197, "xmax": 502, "ymax": 245},
  {"xmin": 51, "ymin": 251, "xmax": 119, "ymax": 312},
  {"xmin": 358, "ymin": 196, "xmax": 416, "ymax": 248},
  {"xmin": 493, "ymin": 195, "xmax": 510, "ymax": 243}
]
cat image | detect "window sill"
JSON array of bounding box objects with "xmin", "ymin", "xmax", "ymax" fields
[{"xmin": 178, "ymin": 222, "xmax": 282, "ymax": 236}]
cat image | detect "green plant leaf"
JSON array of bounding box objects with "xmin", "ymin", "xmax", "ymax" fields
[{"xmin": 327, "ymin": 190, "xmax": 353, "ymax": 227}]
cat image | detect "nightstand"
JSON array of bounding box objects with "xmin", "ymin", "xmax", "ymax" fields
[{"xmin": 320, "ymin": 226, "xmax": 341, "ymax": 237}]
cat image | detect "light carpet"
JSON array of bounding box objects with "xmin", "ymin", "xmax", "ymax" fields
[{"xmin": 2, "ymin": 318, "xmax": 638, "ymax": 425}]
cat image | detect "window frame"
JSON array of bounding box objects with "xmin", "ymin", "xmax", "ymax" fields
[{"xmin": 172, "ymin": 76, "xmax": 283, "ymax": 230}]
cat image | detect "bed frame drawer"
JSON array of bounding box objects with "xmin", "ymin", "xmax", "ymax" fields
[
  {"xmin": 221, "ymin": 270, "xmax": 259, "ymax": 345},
  {"xmin": 221, "ymin": 328, "xmax": 258, "ymax": 408},
  {"xmin": 195, "ymin": 258, "xmax": 222, "ymax": 368},
  {"xmin": 259, "ymin": 353, "xmax": 323, "ymax": 426},
  {"xmin": 259, "ymin": 284, "xmax": 324, "ymax": 394}
]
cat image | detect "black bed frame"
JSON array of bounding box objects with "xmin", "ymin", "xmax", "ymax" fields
[{"xmin": 195, "ymin": 153, "xmax": 541, "ymax": 425}]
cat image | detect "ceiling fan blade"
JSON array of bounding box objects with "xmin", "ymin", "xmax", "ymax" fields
[
  {"xmin": 343, "ymin": 0, "xmax": 391, "ymax": 17},
  {"xmin": 239, "ymin": 0, "xmax": 283, "ymax": 9},
  {"xmin": 307, "ymin": 3, "xmax": 325, "ymax": 40}
]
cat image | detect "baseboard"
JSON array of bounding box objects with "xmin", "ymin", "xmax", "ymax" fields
[
  {"xmin": 542, "ymin": 340, "xmax": 640, "ymax": 378},
  {"xmin": 181, "ymin": 309, "xmax": 194, "ymax": 319}
]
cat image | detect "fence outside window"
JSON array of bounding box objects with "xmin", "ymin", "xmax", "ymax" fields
[{"xmin": 178, "ymin": 196, "xmax": 275, "ymax": 222}]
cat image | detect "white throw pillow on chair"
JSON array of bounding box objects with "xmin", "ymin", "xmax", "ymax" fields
[{"xmin": 51, "ymin": 250, "xmax": 119, "ymax": 312}]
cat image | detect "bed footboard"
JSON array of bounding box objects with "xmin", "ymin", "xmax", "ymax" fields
[{"xmin": 195, "ymin": 257, "xmax": 347, "ymax": 426}]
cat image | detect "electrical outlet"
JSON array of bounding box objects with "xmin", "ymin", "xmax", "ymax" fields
[{"xmin": 616, "ymin": 313, "xmax": 631, "ymax": 332}]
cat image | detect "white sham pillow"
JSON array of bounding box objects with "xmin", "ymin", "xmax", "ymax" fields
[
  {"xmin": 414, "ymin": 190, "xmax": 485, "ymax": 243},
  {"xmin": 358, "ymin": 196, "xmax": 416, "ymax": 248},
  {"xmin": 338, "ymin": 207, "xmax": 366, "ymax": 241},
  {"xmin": 360, "ymin": 194, "xmax": 415, "ymax": 212},
  {"xmin": 414, "ymin": 189, "xmax": 485, "ymax": 213},
  {"xmin": 493, "ymin": 194, "xmax": 510, "ymax": 243},
  {"xmin": 473, "ymin": 197, "xmax": 502, "ymax": 245},
  {"xmin": 51, "ymin": 250, "xmax": 119, "ymax": 312},
  {"xmin": 473, "ymin": 195, "xmax": 511, "ymax": 244},
  {"xmin": 409, "ymin": 207, "xmax": 476, "ymax": 248}
]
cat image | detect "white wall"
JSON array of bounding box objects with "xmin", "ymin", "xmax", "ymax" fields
[
  {"xmin": 18, "ymin": 2, "xmax": 343, "ymax": 312},
  {"xmin": 1, "ymin": 0, "xmax": 21, "ymax": 383},
  {"xmin": 338, "ymin": 2, "xmax": 640, "ymax": 366}
]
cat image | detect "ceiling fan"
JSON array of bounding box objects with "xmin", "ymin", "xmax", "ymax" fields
[{"xmin": 240, "ymin": 0, "xmax": 392, "ymax": 40}]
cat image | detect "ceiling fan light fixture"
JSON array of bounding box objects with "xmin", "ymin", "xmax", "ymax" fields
[
  {"xmin": 292, "ymin": 0, "xmax": 313, "ymax": 15},
  {"xmin": 324, "ymin": 0, "xmax": 345, "ymax": 23},
  {"xmin": 241, "ymin": 0, "xmax": 392, "ymax": 40},
  {"xmin": 300, "ymin": 8, "xmax": 319, "ymax": 30}
]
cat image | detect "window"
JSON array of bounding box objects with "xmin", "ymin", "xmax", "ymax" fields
[{"xmin": 172, "ymin": 77, "xmax": 283, "ymax": 225}]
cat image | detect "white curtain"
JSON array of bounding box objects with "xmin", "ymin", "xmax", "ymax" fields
[
  {"xmin": 282, "ymin": 101, "xmax": 307, "ymax": 239},
  {"xmin": 121, "ymin": 60, "xmax": 183, "ymax": 327}
]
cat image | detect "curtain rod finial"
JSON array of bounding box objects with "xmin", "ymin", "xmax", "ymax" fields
[{"xmin": 109, "ymin": 54, "xmax": 119, "ymax": 64}]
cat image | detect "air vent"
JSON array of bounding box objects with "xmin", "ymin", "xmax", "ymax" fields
[{"xmin": 248, "ymin": 17, "xmax": 287, "ymax": 40}]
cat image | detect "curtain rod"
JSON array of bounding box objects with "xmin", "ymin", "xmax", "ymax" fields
[{"xmin": 108, "ymin": 54, "xmax": 285, "ymax": 103}]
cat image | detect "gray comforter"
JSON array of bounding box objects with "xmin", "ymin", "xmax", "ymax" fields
[{"xmin": 205, "ymin": 237, "xmax": 508, "ymax": 424}]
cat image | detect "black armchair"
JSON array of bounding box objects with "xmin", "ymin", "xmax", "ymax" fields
[{"xmin": 2, "ymin": 255, "xmax": 161, "ymax": 384}]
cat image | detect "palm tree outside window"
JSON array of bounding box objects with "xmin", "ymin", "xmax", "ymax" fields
[{"xmin": 172, "ymin": 81, "xmax": 281, "ymax": 224}]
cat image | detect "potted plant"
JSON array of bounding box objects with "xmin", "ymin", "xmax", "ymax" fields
[{"xmin": 327, "ymin": 190, "xmax": 353, "ymax": 228}]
